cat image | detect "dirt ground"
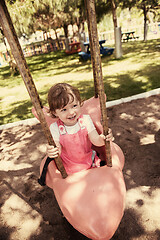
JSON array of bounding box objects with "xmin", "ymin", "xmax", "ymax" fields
[{"xmin": 0, "ymin": 94, "xmax": 160, "ymax": 240}]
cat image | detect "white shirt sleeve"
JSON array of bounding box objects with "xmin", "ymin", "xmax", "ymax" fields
[
  {"xmin": 83, "ymin": 115, "xmax": 96, "ymax": 134},
  {"xmin": 50, "ymin": 122, "xmax": 60, "ymax": 142}
]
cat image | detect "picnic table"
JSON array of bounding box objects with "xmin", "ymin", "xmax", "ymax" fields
[
  {"xmin": 121, "ymin": 31, "xmax": 139, "ymax": 42},
  {"xmin": 78, "ymin": 40, "xmax": 114, "ymax": 61},
  {"xmin": 65, "ymin": 42, "xmax": 81, "ymax": 55}
]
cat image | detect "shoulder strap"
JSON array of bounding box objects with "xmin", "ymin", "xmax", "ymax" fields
[
  {"xmin": 78, "ymin": 115, "xmax": 86, "ymax": 129},
  {"xmin": 57, "ymin": 119, "xmax": 67, "ymax": 135}
]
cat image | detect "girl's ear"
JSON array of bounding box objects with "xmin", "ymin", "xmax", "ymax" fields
[
  {"xmin": 54, "ymin": 112, "xmax": 58, "ymax": 117},
  {"xmin": 50, "ymin": 110, "xmax": 57, "ymax": 118}
]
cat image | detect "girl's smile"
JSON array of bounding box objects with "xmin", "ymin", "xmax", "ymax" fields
[{"xmin": 54, "ymin": 96, "xmax": 81, "ymax": 126}]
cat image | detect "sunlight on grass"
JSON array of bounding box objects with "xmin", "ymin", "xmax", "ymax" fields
[
  {"xmin": 110, "ymin": 82, "xmax": 121, "ymax": 88},
  {"xmin": 0, "ymin": 39, "xmax": 160, "ymax": 124}
]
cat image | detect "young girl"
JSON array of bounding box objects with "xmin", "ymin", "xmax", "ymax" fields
[{"xmin": 47, "ymin": 83, "xmax": 114, "ymax": 175}]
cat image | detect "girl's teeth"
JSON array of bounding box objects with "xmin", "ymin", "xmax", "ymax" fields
[{"xmin": 69, "ymin": 116, "xmax": 75, "ymax": 119}]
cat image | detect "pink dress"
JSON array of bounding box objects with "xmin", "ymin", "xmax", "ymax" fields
[{"xmin": 57, "ymin": 115, "xmax": 100, "ymax": 174}]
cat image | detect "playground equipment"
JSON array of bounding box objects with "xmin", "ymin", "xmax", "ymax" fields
[
  {"xmin": 78, "ymin": 40, "xmax": 114, "ymax": 61},
  {"xmin": 65, "ymin": 41, "xmax": 81, "ymax": 54},
  {"xmin": 0, "ymin": 0, "xmax": 126, "ymax": 239}
]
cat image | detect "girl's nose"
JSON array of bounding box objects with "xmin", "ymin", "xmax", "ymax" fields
[{"xmin": 69, "ymin": 108, "xmax": 74, "ymax": 114}]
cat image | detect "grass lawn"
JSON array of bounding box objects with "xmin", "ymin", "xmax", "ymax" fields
[{"xmin": 0, "ymin": 39, "xmax": 160, "ymax": 125}]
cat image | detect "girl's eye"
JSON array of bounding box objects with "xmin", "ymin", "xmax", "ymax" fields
[
  {"xmin": 73, "ymin": 104, "xmax": 77, "ymax": 108},
  {"xmin": 61, "ymin": 108, "xmax": 66, "ymax": 112}
]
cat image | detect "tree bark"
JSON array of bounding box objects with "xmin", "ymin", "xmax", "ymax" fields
[
  {"xmin": 63, "ymin": 24, "xmax": 69, "ymax": 50},
  {"xmin": 111, "ymin": 0, "xmax": 118, "ymax": 28},
  {"xmin": 84, "ymin": 0, "xmax": 112, "ymax": 167},
  {"xmin": 110, "ymin": 0, "xmax": 122, "ymax": 59},
  {"xmin": 143, "ymin": 4, "xmax": 148, "ymax": 41}
]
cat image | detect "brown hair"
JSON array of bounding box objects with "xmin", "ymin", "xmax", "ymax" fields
[{"xmin": 48, "ymin": 83, "xmax": 82, "ymax": 117}]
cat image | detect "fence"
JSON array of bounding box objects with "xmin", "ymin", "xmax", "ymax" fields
[
  {"xmin": 0, "ymin": 38, "xmax": 66, "ymax": 66},
  {"xmin": 23, "ymin": 39, "xmax": 66, "ymax": 57}
]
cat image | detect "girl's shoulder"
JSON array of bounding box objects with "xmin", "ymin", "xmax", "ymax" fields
[
  {"xmin": 81, "ymin": 114, "xmax": 93, "ymax": 123},
  {"xmin": 50, "ymin": 121, "xmax": 58, "ymax": 130},
  {"xmin": 50, "ymin": 121, "xmax": 60, "ymax": 142},
  {"xmin": 81, "ymin": 114, "xmax": 95, "ymax": 133}
]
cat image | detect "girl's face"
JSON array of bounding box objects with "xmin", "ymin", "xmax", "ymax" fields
[{"xmin": 54, "ymin": 95, "xmax": 81, "ymax": 126}]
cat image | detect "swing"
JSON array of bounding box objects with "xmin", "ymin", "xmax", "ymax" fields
[
  {"xmin": 0, "ymin": 0, "xmax": 126, "ymax": 239},
  {"xmin": 32, "ymin": 97, "xmax": 126, "ymax": 240}
]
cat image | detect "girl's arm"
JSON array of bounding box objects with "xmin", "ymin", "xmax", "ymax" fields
[{"xmin": 88, "ymin": 128, "xmax": 114, "ymax": 147}]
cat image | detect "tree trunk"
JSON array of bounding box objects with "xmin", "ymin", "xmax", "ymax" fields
[
  {"xmin": 63, "ymin": 24, "xmax": 69, "ymax": 51},
  {"xmin": 111, "ymin": 0, "xmax": 117, "ymax": 28},
  {"xmin": 77, "ymin": 22, "xmax": 86, "ymax": 52},
  {"xmin": 143, "ymin": 4, "xmax": 148, "ymax": 41},
  {"xmin": 110, "ymin": 0, "xmax": 122, "ymax": 58},
  {"xmin": 82, "ymin": 21, "xmax": 86, "ymax": 42},
  {"xmin": 0, "ymin": 28, "xmax": 10, "ymax": 60},
  {"xmin": 84, "ymin": 0, "xmax": 112, "ymax": 167},
  {"xmin": 0, "ymin": 27, "xmax": 19, "ymax": 73},
  {"xmin": 115, "ymin": 27, "xmax": 122, "ymax": 58}
]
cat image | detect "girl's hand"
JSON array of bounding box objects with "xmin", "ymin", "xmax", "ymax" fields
[
  {"xmin": 100, "ymin": 128, "xmax": 114, "ymax": 142},
  {"xmin": 46, "ymin": 144, "xmax": 59, "ymax": 158}
]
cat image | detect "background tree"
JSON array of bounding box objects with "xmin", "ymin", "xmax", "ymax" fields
[
  {"xmin": 137, "ymin": 0, "xmax": 160, "ymax": 41},
  {"xmin": 7, "ymin": 0, "xmax": 35, "ymax": 37},
  {"xmin": 122, "ymin": 0, "xmax": 160, "ymax": 41},
  {"xmin": 0, "ymin": 27, "xmax": 9, "ymax": 55},
  {"xmin": 94, "ymin": 0, "xmax": 110, "ymax": 22},
  {"xmin": 31, "ymin": 0, "xmax": 62, "ymax": 48},
  {"xmin": 58, "ymin": 0, "xmax": 84, "ymax": 49},
  {"xmin": 6, "ymin": 0, "xmax": 160, "ymax": 52},
  {"xmin": 94, "ymin": 0, "xmax": 123, "ymax": 58},
  {"xmin": 0, "ymin": 26, "xmax": 19, "ymax": 74}
]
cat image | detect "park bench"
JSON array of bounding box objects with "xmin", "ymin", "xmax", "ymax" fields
[
  {"xmin": 100, "ymin": 46, "xmax": 114, "ymax": 56},
  {"xmin": 78, "ymin": 51, "xmax": 91, "ymax": 61},
  {"xmin": 122, "ymin": 31, "xmax": 139, "ymax": 42}
]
